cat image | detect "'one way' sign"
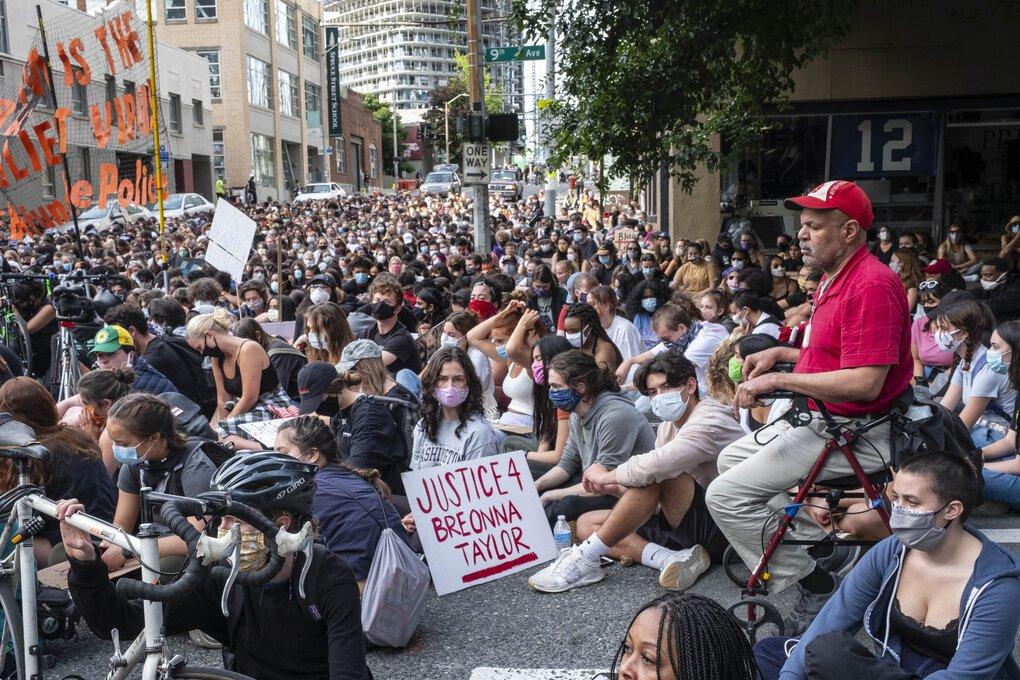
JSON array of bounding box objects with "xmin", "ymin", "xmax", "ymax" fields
[{"xmin": 462, "ymin": 143, "xmax": 491, "ymax": 185}]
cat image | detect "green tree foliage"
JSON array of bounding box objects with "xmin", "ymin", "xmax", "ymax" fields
[
  {"xmin": 510, "ymin": 0, "xmax": 856, "ymax": 190},
  {"xmin": 421, "ymin": 52, "xmax": 504, "ymax": 163},
  {"xmin": 363, "ymin": 94, "xmax": 414, "ymax": 176}
]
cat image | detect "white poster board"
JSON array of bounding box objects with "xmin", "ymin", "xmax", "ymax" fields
[
  {"xmin": 205, "ymin": 199, "xmax": 257, "ymax": 284},
  {"xmin": 401, "ymin": 451, "xmax": 557, "ymax": 596},
  {"xmin": 239, "ymin": 417, "xmax": 297, "ymax": 448}
]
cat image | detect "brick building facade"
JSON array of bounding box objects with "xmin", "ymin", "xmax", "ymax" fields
[{"xmin": 327, "ymin": 89, "xmax": 384, "ymax": 192}]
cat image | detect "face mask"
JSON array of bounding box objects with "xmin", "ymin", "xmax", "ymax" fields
[
  {"xmin": 434, "ymin": 386, "xmax": 469, "ymax": 408},
  {"xmin": 201, "ymin": 336, "xmax": 226, "ymax": 359},
  {"xmin": 370, "ymin": 300, "xmax": 396, "ymax": 321},
  {"xmin": 641, "ymin": 267, "xmax": 655, "ymax": 278},
  {"xmin": 533, "ymin": 286, "xmax": 550, "ymax": 298},
  {"xmin": 495, "ymin": 344, "xmax": 509, "ymax": 361},
  {"xmin": 247, "ymin": 299, "xmax": 265, "ymax": 314},
  {"xmin": 113, "ymin": 443, "xmax": 140, "ymax": 465},
  {"xmin": 375, "ymin": 254, "xmax": 387, "ymax": 264},
  {"xmin": 531, "ymin": 359, "xmax": 545, "ymax": 385},
  {"xmin": 771, "ymin": 267, "xmax": 785, "ymax": 277},
  {"xmin": 307, "ymin": 332, "xmax": 327, "ymax": 350},
  {"xmin": 934, "ymin": 329, "xmax": 962, "ymax": 352},
  {"xmin": 650, "ymin": 390, "xmax": 689, "ymax": 422},
  {"xmin": 980, "ymin": 274, "xmax": 1005, "ymax": 291},
  {"xmin": 309, "ymin": 289, "xmax": 331, "ymax": 305},
  {"xmin": 641, "ymin": 298, "xmax": 657, "ymax": 313},
  {"xmin": 577, "ymin": 292, "xmax": 588, "ymax": 304},
  {"xmin": 503, "ymin": 264, "xmax": 516, "ymax": 275},
  {"xmin": 598, "ymin": 255, "xmax": 611, "ymax": 265},
  {"xmin": 613, "ymin": 287, "xmax": 624, "ymax": 300},
  {"xmin": 740, "ymin": 242, "xmax": 753, "ymax": 252},
  {"xmin": 949, "ymin": 232, "xmax": 961, "ymax": 243},
  {"xmin": 728, "ymin": 356, "xmax": 744, "ymax": 384},
  {"xmin": 879, "ymin": 230, "xmax": 891, "ymax": 242},
  {"xmin": 293, "ymin": 270, "xmax": 303, "ymax": 281},
  {"xmin": 987, "ymin": 349, "xmax": 1010, "ymax": 374},
  {"xmin": 468, "ymin": 299, "xmax": 497, "ymax": 320},
  {"xmin": 218, "ymin": 526, "xmax": 269, "ymax": 572},
  {"xmin": 889, "ymin": 260, "xmax": 902, "ymax": 274},
  {"xmin": 890, "ymin": 502, "xmax": 951, "ymax": 552},
  {"xmin": 352, "ymin": 272, "xmax": 369, "ymax": 286},
  {"xmin": 628, "ymin": 251, "xmax": 639, "ymax": 261},
  {"xmin": 572, "ymin": 233, "xmax": 582, "ymax": 242},
  {"xmin": 731, "ymin": 260, "xmax": 745, "ymax": 271},
  {"xmin": 548, "ymin": 387, "xmax": 582, "ymax": 411},
  {"xmin": 565, "ymin": 330, "xmax": 583, "ymax": 348},
  {"xmin": 726, "ymin": 279, "xmax": 740, "ymax": 292},
  {"xmin": 540, "ymin": 244, "xmax": 552, "ymax": 253},
  {"xmin": 269, "ymin": 281, "xmax": 279, "ymax": 294},
  {"xmin": 149, "ymin": 321, "xmax": 167, "ymax": 336},
  {"xmin": 440, "ymin": 333, "xmax": 460, "ymax": 348},
  {"xmin": 1013, "ymin": 224, "xmax": 1020, "ymax": 234}
]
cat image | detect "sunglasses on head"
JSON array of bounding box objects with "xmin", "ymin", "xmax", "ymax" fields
[{"xmin": 919, "ymin": 280, "xmax": 940, "ymax": 290}]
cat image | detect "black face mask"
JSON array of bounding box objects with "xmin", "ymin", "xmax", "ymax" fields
[
  {"xmin": 201, "ymin": 337, "xmax": 225, "ymax": 359},
  {"xmin": 370, "ymin": 300, "xmax": 396, "ymax": 321},
  {"xmin": 412, "ymin": 306, "xmax": 427, "ymax": 322}
]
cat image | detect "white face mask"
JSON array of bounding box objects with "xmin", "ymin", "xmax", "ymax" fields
[
  {"xmin": 650, "ymin": 389, "xmax": 689, "ymax": 422},
  {"xmin": 889, "ymin": 260, "xmax": 901, "ymax": 274},
  {"xmin": 771, "ymin": 267, "xmax": 785, "ymax": 277},
  {"xmin": 440, "ymin": 333, "xmax": 460, "ymax": 348},
  {"xmin": 934, "ymin": 329, "xmax": 962, "ymax": 352},
  {"xmin": 980, "ymin": 274, "xmax": 1005, "ymax": 291},
  {"xmin": 309, "ymin": 288, "xmax": 331, "ymax": 305}
]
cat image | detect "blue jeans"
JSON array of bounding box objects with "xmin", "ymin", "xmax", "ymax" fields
[
  {"xmin": 983, "ymin": 467, "xmax": 1020, "ymax": 510},
  {"xmin": 971, "ymin": 424, "xmax": 1006, "ymax": 449},
  {"xmin": 754, "ymin": 635, "xmax": 946, "ymax": 679}
]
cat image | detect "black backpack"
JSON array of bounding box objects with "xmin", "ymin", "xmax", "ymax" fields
[
  {"xmin": 160, "ymin": 392, "xmax": 217, "ymax": 441},
  {"xmin": 373, "ymin": 394, "xmax": 419, "ymax": 465},
  {"xmin": 162, "ymin": 438, "xmax": 236, "ymax": 498},
  {"xmin": 146, "ymin": 336, "xmax": 216, "ymax": 417}
]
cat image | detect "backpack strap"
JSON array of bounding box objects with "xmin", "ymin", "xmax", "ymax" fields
[{"xmin": 268, "ymin": 345, "xmax": 305, "ymax": 360}]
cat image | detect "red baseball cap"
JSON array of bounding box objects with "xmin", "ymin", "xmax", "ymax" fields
[
  {"xmin": 784, "ymin": 180, "xmax": 874, "ymax": 231},
  {"xmin": 923, "ymin": 258, "xmax": 952, "ymax": 276}
]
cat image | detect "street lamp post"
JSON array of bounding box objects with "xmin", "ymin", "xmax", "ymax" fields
[{"xmin": 444, "ymin": 92, "xmax": 468, "ymax": 162}]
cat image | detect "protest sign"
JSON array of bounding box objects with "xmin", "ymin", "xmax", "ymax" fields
[
  {"xmin": 205, "ymin": 199, "xmax": 256, "ymax": 284},
  {"xmin": 401, "ymin": 451, "xmax": 557, "ymax": 596},
  {"xmin": 612, "ymin": 227, "xmax": 638, "ymax": 247},
  {"xmin": 239, "ymin": 417, "xmax": 297, "ymax": 448}
]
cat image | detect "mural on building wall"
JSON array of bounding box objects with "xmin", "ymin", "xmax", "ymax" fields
[{"xmin": 0, "ymin": 4, "xmax": 174, "ymax": 240}]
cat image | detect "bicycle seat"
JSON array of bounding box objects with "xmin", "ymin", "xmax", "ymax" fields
[
  {"xmin": 0, "ymin": 444, "xmax": 48, "ymax": 461},
  {"xmin": 817, "ymin": 468, "xmax": 892, "ymax": 490}
]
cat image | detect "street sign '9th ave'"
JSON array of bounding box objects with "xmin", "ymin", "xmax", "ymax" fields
[{"xmin": 485, "ymin": 45, "xmax": 546, "ymax": 64}]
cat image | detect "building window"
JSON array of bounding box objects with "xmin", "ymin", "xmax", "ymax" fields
[
  {"xmin": 212, "ymin": 127, "xmax": 225, "ymax": 179},
  {"xmin": 196, "ymin": 50, "xmax": 220, "ymax": 99},
  {"xmin": 369, "ymin": 144, "xmax": 378, "ymax": 178},
  {"xmin": 71, "ymin": 68, "xmax": 87, "ymax": 115},
  {"xmin": 246, "ymin": 56, "xmax": 271, "ymax": 108},
  {"xmin": 165, "ymin": 0, "xmax": 186, "ymax": 21},
  {"xmin": 195, "ymin": 0, "xmax": 216, "ymax": 20},
  {"xmin": 79, "ymin": 146, "xmax": 91, "ymax": 184},
  {"xmin": 251, "ymin": 133, "xmax": 276, "ymax": 188},
  {"xmin": 192, "ymin": 99, "xmax": 203, "ymax": 126},
  {"xmin": 42, "ymin": 165, "xmax": 55, "ymax": 199},
  {"xmin": 278, "ymin": 70, "xmax": 298, "ymax": 117},
  {"xmin": 275, "ymin": 2, "xmax": 297, "ymax": 49},
  {"xmin": 168, "ymin": 93, "xmax": 182, "ymax": 132},
  {"xmin": 124, "ymin": 80, "xmax": 135, "ymax": 99},
  {"xmin": 336, "ymin": 138, "xmax": 345, "ymax": 174},
  {"xmin": 243, "ymin": 0, "xmax": 268, "ymax": 34},
  {"xmin": 304, "ymin": 82, "xmax": 320, "ymax": 128},
  {"xmin": 105, "ymin": 75, "xmax": 118, "ymax": 126},
  {"xmin": 0, "ymin": 1, "xmax": 9, "ymax": 55},
  {"xmin": 301, "ymin": 14, "xmax": 319, "ymax": 60}
]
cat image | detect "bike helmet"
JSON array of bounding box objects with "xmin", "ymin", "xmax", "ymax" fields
[{"xmin": 210, "ymin": 452, "xmax": 317, "ymax": 517}]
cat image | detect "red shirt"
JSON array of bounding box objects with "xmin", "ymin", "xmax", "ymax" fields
[{"xmin": 795, "ymin": 244, "xmax": 912, "ymax": 416}]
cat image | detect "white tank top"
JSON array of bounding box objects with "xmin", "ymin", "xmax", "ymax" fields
[{"xmin": 502, "ymin": 363, "xmax": 535, "ymax": 415}]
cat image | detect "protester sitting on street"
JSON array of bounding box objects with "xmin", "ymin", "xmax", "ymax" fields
[
  {"xmin": 670, "ymin": 242, "xmax": 719, "ymax": 296},
  {"xmin": 727, "ymin": 334, "xmax": 781, "ymax": 432},
  {"xmin": 588, "ymin": 285, "xmax": 643, "ymax": 363},
  {"xmin": 707, "ymin": 180, "xmax": 913, "ymax": 636},
  {"xmin": 356, "ymin": 277, "xmax": 422, "ymax": 377},
  {"xmin": 12, "ymin": 277, "xmax": 57, "ymax": 379},
  {"xmin": 297, "ymin": 302, "xmax": 355, "ymax": 365},
  {"xmin": 60, "ymin": 450, "xmax": 372, "ymax": 678},
  {"xmin": 732, "ymin": 292, "xmax": 783, "ymax": 339},
  {"xmin": 910, "ymin": 282, "xmax": 955, "ymax": 393},
  {"xmin": 768, "ymin": 254, "xmax": 798, "ymax": 306},
  {"xmin": 233, "ymin": 318, "xmax": 307, "ymax": 401},
  {"xmin": 737, "ymin": 230, "xmax": 767, "ymax": 269},
  {"xmin": 534, "ymin": 350, "xmax": 656, "ymax": 523},
  {"xmin": 237, "ymin": 279, "xmax": 273, "ymax": 323},
  {"xmin": 754, "ymin": 451, "xmax": 1020, "ymax": 680},
  {"xmin": 778, "ymin": 269, "xmax": 821, "ymax": 328},
  {"xmin": 999, "ymin": 215, "xmax": 1020, "ymax": 271},
  {"xmin": 610, "ymin": 593, "xmax": 759, "ymax": 680},
  {"xmin": 89, "ymin": 325, "xmax": 177, "ymax": 396},
  {"xmin": 886, "ymin": 247, "xmax": 922, "ymax": 315},
  {"xmin": 186, "ymin": 309, "xmax": 296, "ymax": 438},
  {"xmin": 147, "ymin": 296, "xmax": 188, "ymax": 337},
  {"xmin": 556, "ymin": 272, "xmax": 596, "ymax": 329},
  {"xmin": 625, "ymin": 279, "xmax": 677, "ymax": 351},
  {"xmin": 936, "ymin": 298, "xmax": 1016, "ymax": 448},
  {"xmin": 528, "ymin": 264, "xmax": 568, "ymax": 333},
  {"xmin": 58, "ymin": 367, "xmax": 134, "ymax": 475},
  {"xmin": 336, "ymin": 338, "xmax": 419, "ymax": 440},
  {"xmin": 409, "ymin": 346, "xmax": 498, "ymax": 470},
  {"xmin": 441, "ymin": 311, "xmax": 497, "ymax": 419},
  {"xmin": 937, "ymin": 223, "xmax": 980, "ymax": 275},
  {"xmin": 869, "ymin": 225, "xmax": 897, "ymax": 265},
  {"xmin": 0, "ymin": 377, "xmax": 115, "ymax": 566},
  {"xmin": 468, "ymin": 301, "xmax": 536, "ymax": 432},
  {"xmin": 977, "ymin": 257, "xmax": 1020, "ymax": 323},
  {"xmin": 276, "ymin": 415, "xmax": 410, "ymax": 590},
  {"xmin": 562, "ymin": 303, "xmax": 622, "ymax": 371},
  {"xmin": 529, "ymin": 353, "xmax": 742, "ymax": 594}
]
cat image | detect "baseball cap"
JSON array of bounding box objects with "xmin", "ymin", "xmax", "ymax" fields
[
  {"xmin": 924, "ymin": 259, "xmax": 952, "ymax": 276},
  {"xmin": 90, "ymin": 325, "xmax": 133, "ymax": 355},
  {"xmin": 335, "ymin": 338, "xmax": 382, "ymax": 373},
  {"xmin": 297, "ymin": 361, "xmax": 338, "ymax": 415},
  {"xmin": 784, "ymin": 180, "xmax": 874, "ymax": 231},
  {"xmin": 596, "ymin": 245, "xmax": 611, "ymax": 256},
  {"xmin": 309, "ymin": 273, "xmax": 336, "ymax": 288}
]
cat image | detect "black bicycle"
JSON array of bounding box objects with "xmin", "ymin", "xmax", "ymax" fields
[{"xmin": 0, "ymin": 273, "xmax": 50, "ymax": 377}]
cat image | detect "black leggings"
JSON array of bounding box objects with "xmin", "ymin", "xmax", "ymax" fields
[{"xmin": 544, "ymin": 493, "xmax": 617, "ymax": 526}]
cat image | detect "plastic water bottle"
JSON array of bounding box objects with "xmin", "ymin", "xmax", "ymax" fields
[{"xmin": 553, "ymin": 515, "xmax": 571, "ymax": 551}]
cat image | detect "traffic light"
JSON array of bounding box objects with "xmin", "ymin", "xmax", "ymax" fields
[
  {"xmin": 420, "ymin": 123, "xmax": 431, "ymax": 142},
  {"xmin": 467, "ymin": 113, "xmax": 486, "ymax": 142},
  {"xmin": 486, "ymin": 113, "xmax": 519, "ymax": 142}
]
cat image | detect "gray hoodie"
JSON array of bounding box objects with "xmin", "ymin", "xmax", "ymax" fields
[{"xmin": 556, "ymin": 391, "xmax": 656, "ymax": 479}]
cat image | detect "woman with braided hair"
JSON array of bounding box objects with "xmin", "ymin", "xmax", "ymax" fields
[
  {"xmin": 562, "ymin": 302, "xmax": 623, "ymax": 371},
  {"xmin": 276, "ymin": 415, "xmax": 411, "ymax": 589},
  {"xmin": 612, "ymin": 592, "xmax": 758, "ymax": 679}
]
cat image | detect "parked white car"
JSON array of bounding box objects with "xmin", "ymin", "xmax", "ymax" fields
[
  {"xmin": 147, "ymin": 193, "xmax": 216, "ymax": 219},
  {"xmin": 61, "ymin": 200, "xmax": 150, "ymax": 232},
  {"xmin": 293, "ymin": 182, "xmax": 347, "ymax": 202}
]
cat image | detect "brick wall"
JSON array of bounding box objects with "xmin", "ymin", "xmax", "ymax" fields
[{"xmin": 328, "ymin": 89, "xmax": 384, "ymax": 191}]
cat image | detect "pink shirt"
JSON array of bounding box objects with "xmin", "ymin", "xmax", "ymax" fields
[{"xmin": 911, "ymin": 315, "xmax": 954, "ymax": 369}]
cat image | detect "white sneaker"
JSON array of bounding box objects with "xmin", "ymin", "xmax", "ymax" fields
[
  {"xmin": 658, "ymin": 545, "xmax": 710, "ymax": 591},
  {"xmin": 528, "ymin": 546, "xmax": 604, "ymax": 593}
]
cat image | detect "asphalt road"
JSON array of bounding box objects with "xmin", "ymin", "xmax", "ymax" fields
[{"xmin": 41, "ymin": 516, "xmax": 1020, "ymax": 679}]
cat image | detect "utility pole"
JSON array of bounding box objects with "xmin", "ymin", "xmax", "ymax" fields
[
  {"xmin": 392, "ymin": 114, "xmax": 399, "ymax": 183},
  {"xmin": 542, "ymin": 6, "xmax": 556, "ymax": 221},
  {"xmin": 466, "ymin": 0, "xmax": 491, "ymax": 255}
]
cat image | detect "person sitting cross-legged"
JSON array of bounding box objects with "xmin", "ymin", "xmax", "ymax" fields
[{"xmin": 528, "ymin": 353, "xmax": 744, "ymax": 593}]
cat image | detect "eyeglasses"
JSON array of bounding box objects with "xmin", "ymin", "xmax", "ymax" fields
[{"xmin": 919, "ymin": 280, "xmax": 940, "ymax": 291}]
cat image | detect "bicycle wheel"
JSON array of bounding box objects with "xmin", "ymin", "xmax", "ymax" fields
[
  {"xmin": 0, "ymin": 578, "xmax": 25, "ymax": 680},
  {"xmin": 0, "ymin": 316, "xmax": 31, "ymax": 378},
  {"xmin": 171, "ymin": 666, "xmax": 253, "ymax": 680}
]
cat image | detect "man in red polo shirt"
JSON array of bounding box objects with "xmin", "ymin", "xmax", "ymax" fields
[{"xmin": 705, "ymin": 180, "xmax": 912, "ymax": 634}]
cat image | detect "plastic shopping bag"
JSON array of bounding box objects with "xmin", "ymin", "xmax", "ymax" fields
[{"xmin": 361, "ymin": 527, "xmax": 431, "ymax": 647}]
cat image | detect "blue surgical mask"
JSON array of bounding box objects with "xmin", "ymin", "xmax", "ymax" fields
[
  {"xmin": 641, "ymin": 267, "xmax": 655, "ymax": 278},
  {"xmin": 641, "ymin": 298, "xmax": 658, "ymax": 313},
  {"xmin": 548, "ymin": 387, "xmax": 582, "ymax": 411},
  {"xmin": 572, "ymin": 233, "xmax": 582, "ymax": 243},
  {"xmin": 307, "ymin": 332, "xmax": 327, "ymax": 350},
  {"xmin": 650, "ymin": 390, "xmax": 689, "ymax": 422},
  {"xmin": 987, "ymin": 349, "xmax": 1010, "ymax": 375},
  {"xmin": 113, "ymin": 444, "xmax": 138, "ymax": 465},
  {"xmin": 354, "ymin": 272, "xmax": 369, "ymax": 285},
  {"xmin": 496, "ymin": 345, "xmax": 509, "ymax": 361},
  {"xmin": 598, "ymin": 255, "xmax": 611, "ymax": 265}
]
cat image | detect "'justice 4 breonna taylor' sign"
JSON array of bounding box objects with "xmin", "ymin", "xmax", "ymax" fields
[{"xmin": 402, "ymin": 452, "xmax": 557, "ymax": 595}]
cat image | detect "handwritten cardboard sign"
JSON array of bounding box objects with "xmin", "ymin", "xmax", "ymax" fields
[
  {"xmin": 401, "ymin": 451, "xmax": 556, "ymax": 595},
  {"xmin": 612, "ymin": 227, "xmax": 638, "ymax": 248}
]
